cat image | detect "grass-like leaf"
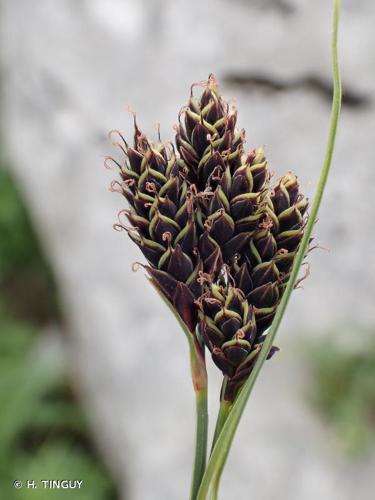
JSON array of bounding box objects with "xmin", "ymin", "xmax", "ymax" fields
[{"xmin": 196, "ymin": 1, "xmax": 342, "ymax": 497}]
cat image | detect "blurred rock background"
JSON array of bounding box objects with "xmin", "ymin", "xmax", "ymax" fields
[{"xmin": 0, "ymin": 0, "xmax": 374, "ymax": 499}]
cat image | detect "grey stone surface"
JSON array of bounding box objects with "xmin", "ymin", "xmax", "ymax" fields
[{"xmin": 1, "ymin": 0, "xmax": 374, "ymax": 498}]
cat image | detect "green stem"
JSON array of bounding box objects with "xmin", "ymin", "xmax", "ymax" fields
[
  {"xmin": 189, "ymin": 339, "xmax": 209, "ymax": 500},
  {"xmin": 196, "ymin": 2, "xmax": 342, "ymax": 498},
  {"xmin": 149, "ymin": 280, "xmax": 208, "ymax": 498},
  {"xmin": 190, "ymin": 388, "xmax": 208, "ymax": 500},
  {"xmin": 210, "ymin": 399, "xmax": 232, "ymax": 500},
  {"xmin": 211, "ymin": 399, "xmax": 232, "ymax": 455},
  {"xmin": 211, "ymin": 471, "xmax": 222, "ymax": 500}
]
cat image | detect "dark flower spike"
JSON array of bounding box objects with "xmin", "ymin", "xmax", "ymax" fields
[
  {"xmin": 198, "ymin": 283, "xmax": 266, "ymax": 400},
  {"xmin": 176, "ymin": 75, "xmax": 244, "ymax": 188},
  {"xmin": 110, "ymin": 75, "xmax": 309, "ymax": 390},
  {"xmin": 109, "ymin": 120, "xmax": 205, "ymax": 332},
  {"xmin": 194, "ymin": 146, "xmax": 271, "ymax": 274}
]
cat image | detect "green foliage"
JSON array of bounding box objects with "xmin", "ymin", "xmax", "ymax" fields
[
  {"xmin": 309, "ymin": 337, "xmax": 375, "ymax": 455},
  {"xmin": 0, "ymin": 308, "xmax": 117, "ymax": 499},
  {"xmin": 0, "ymin": 168, "xmax": 39, "ymax": 274},
  {"xmin": 0, "ymin": 166, "xmax": 59, "ymax": 323},
  {"xmin": 13, "ymin": 443, "xmax": 112, "ymax": 500},
  {"xmin": 0, "ymin": 164, "xmax": 118, "ymax": 498}
]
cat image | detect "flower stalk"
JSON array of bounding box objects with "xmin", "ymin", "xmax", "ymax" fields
[
  {"xmin": 210, "ymin": 398, "xmax": 232, "ymax": 500},
  {"xmin": 190, "ymin": 378, "xmax": 208, "ymax": 500},
  {"xmin": 188, "ymin": 334, "xmax": 209, "ymax": 500},
  {"xmin": 149, "ymin": 282, "xmax": 208, "ymax": 499},
  {"xmin": 211, "ymin": 391, "xmax": 232, "ymax": 454},
  {"xmin": 107, "ymin": 2, "xmax": 341, "ymax": 497},
  {"xmin": 196, "ymin": 1, "xmax": 342, "ymax": 498}
]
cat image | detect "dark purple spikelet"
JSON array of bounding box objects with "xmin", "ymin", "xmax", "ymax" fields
[
  {"xmin": 175, "ymin": 74, "xmax": 244, "ymax": 189},
  {"xmin": 109, "ymin": 75, "xmax": 309, "ymax": 398},
  {"xmin": 198, "ymin": 283, "xmax": 279, "ymax": 401},
  {"xmin": 109, "ymin": 121, "xmax": 203, "ymax": 332}
]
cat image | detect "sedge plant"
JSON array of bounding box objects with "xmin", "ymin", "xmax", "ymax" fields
[{"xmin": 105, "ymin": 1, "xmax": 341, "ymax": 497}]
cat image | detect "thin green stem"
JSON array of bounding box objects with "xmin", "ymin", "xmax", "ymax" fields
[
  {"xmin": 149, "ymin": 280, "xmax": 208, "ymax": 498},
  {"xmin": 210, "ymin": 399, "xmax": 232, "ymax": 500},
  {"xmin": 211, "ymin": 399, "xmax": 232, "ymax": 455},
  {"xmin": 189, "ymin": 339, "xmax": 209, "ymax": 500},
  {"xmin": 211, "ymin": 472, "xmax": 222, "ymax": 500},
  {"xmin": 189, "ymin": 336, "xmax": 208, "ymax": 500},
  {"xmin": 196, "ymin": 1, "xmax": 342, "ymax": 498},
  {"xmin": 190, "ymin": 387, "xmax": 208, "ymax": 500}
]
